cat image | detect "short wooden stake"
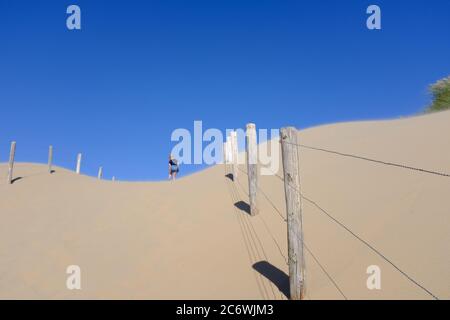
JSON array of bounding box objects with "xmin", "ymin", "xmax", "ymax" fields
[
  {"xmin": 231, "ymin": 131, "xmax": 238, "ymax": 181},
  {"xmin": 98, "ymin": 166, "xmax": 103, "ymax": 179},
  {"xmin": 76, "ymin": 153, "xmax": 82, "ymax": 174},
  {"xmin": 7, "ymin": 141, "xmax": 16, "ymax": 184},
  {"xmin": 226, "ymin": 136, "xmax": 232, "ymax": 164},
  {"xmin": 48, "ymin": 145, "xmax": 53, "ymax": 173},
  {"xmin": 280, "ymin": 127, "xmax": 306, "ymax": 300},
  {"xmin": 223, "ymin": 142, "xmax": 227, "ymax": 164},
  {"xmin": 246, "ymin": 123, "xmax": 258, "ymax": 216},
  {"xmin": 225, "ymin": 136, "xmax": 232, "ymax": 176}
]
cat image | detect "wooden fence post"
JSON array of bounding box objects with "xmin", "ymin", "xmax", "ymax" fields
[
  {"xmin": 231, "ymin": 131, "xmax": 238, "ymax": 181},
  {"xmin": 223, "ymin": 142, "xmax": 227, "ymax": 164},
  {"xmin": 246, "ymin": 123, "xmax": 258, "ymax": 216},
  {"xmin": 226, "ymin": 136, "xmax": 231, "ymax": 164},
  {"xmin": 280, "ymin": 127, "xmax": 306, "ymax": 300},
  {"xmin": 98, "ymin": 166, "xmax": 103, "ymax": 179},
  {"xmin": 76, "ymin": 153, "xmax": 82, "ymax": 174},
  {"xmin": 225, "ymin": 136, "xmax": 232, "ymax": 176},
  {"xmin": 48, "ymin": 145, "xmax": 53, "ymax": 173},
  {"xmin": 7, "ymin": 141, "xmax": 16, "ymax": 184}
]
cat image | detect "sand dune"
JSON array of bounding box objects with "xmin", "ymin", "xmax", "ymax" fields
[{"xmin": 1, "ymin": 111, "xmax": 449, "ymax": 299}]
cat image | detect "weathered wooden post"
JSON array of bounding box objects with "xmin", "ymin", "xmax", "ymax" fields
[
  {"xmin": 112, "ymin": 176, "xmax": 115, "ymax": 182},
  {"xmin": 231, "ymin": 131, "xmax": 238, "ymax": 181},
  {"xmin": 7, "ymin": 141, "xmax": 16, "ymax": 184},
  {"xmin": 48, "ymin": 145, "xmax": 53, "ymax": 173},
  {"xmin": 76, "ymin": 153, "xmax": 82, "ymax": 174},
  {"xmin": 225, "ymin": 136, "xmax": 232, "ymax": 176},
  {"xmin": 222, "ymin": 141, "xmax": 227, "ymax": 175},
  {"xmin": 280, "ymin": 127, "xmax": 306, "ymax": 300},
  {"xmin": 98, "ymin": 166, "xmax": 103, "ymax": 179},
  {"xmin": 223, "ymin": 142, "xmax": 227, "ymax": 164},
  {"xmin": 226, "ymin": 136, "xmax": 231, "ymax": 164},
  {"xmin": 246, "ymin": 123, "xmax": 258, "ymax": 216}
]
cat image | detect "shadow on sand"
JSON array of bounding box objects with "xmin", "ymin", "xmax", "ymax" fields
[
  {"xmin": 253, "ymin": 261, "xmax": 290, "ymax": 299},
  {"xmin": 234, "ymin": 201, "xmax": 251, "ymax": 215},
  {"xmin": 11, "ymin": 177, "xmax": 23, "ymax": 184}
]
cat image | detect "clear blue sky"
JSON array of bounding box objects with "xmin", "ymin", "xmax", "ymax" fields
[{"xmin": 1, "ymin": 0, "xmax": 449, "ymax": 180}]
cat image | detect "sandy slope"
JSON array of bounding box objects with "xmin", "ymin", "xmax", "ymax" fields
[{"xmin": 1, "ymin": 111, "xmax": 449, "ymax": 299}]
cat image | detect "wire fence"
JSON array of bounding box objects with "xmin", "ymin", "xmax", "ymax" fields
[
  {"xmin": 224, "ymin": 133, "xmax": 446, "ymax": 300},
  {"xmin": 0, "ymin": 142, "xmax": 116, "ymax": 184}
]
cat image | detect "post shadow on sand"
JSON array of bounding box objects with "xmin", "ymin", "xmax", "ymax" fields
[
  {"xmin": 11, "ymin": 177, "xmax": 23, "ymax": 184},
  {"xmin": 225, "ymin": 173, "xmax": 234, "ymax": 181},
  {"xmin": 234, "ymin": 201, "xmax": 251, "ymax": 215},
  {"xmin": 253, "ymin": 261, "xmax": 290, "ymax": 299}
]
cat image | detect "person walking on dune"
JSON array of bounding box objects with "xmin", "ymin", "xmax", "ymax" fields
[{"xmin": 168, "ymin": 155, "xmax": 179, "ymax": 180}]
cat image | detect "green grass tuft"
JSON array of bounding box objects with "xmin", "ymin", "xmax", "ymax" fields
[{"xmin": 426, "ymin": 76, "xmax": 450, "ymax": 113}]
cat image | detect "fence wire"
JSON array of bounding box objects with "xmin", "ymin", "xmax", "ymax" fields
[
  {"xmin": 226, "ymin": 136, "xmax": 442, "ymax": 300},
  {"xmin": 283, "ymin": 141, "xmax": 450, "ymax": 178},
  {"xmin": 232, "ymin": 163, "xmax": 348, "ymax": 300}
]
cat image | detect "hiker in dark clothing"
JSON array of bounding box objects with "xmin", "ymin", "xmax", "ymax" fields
[{"xmin": 168, "ymin": 155, "xmax": 179, "ymax": 180}]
